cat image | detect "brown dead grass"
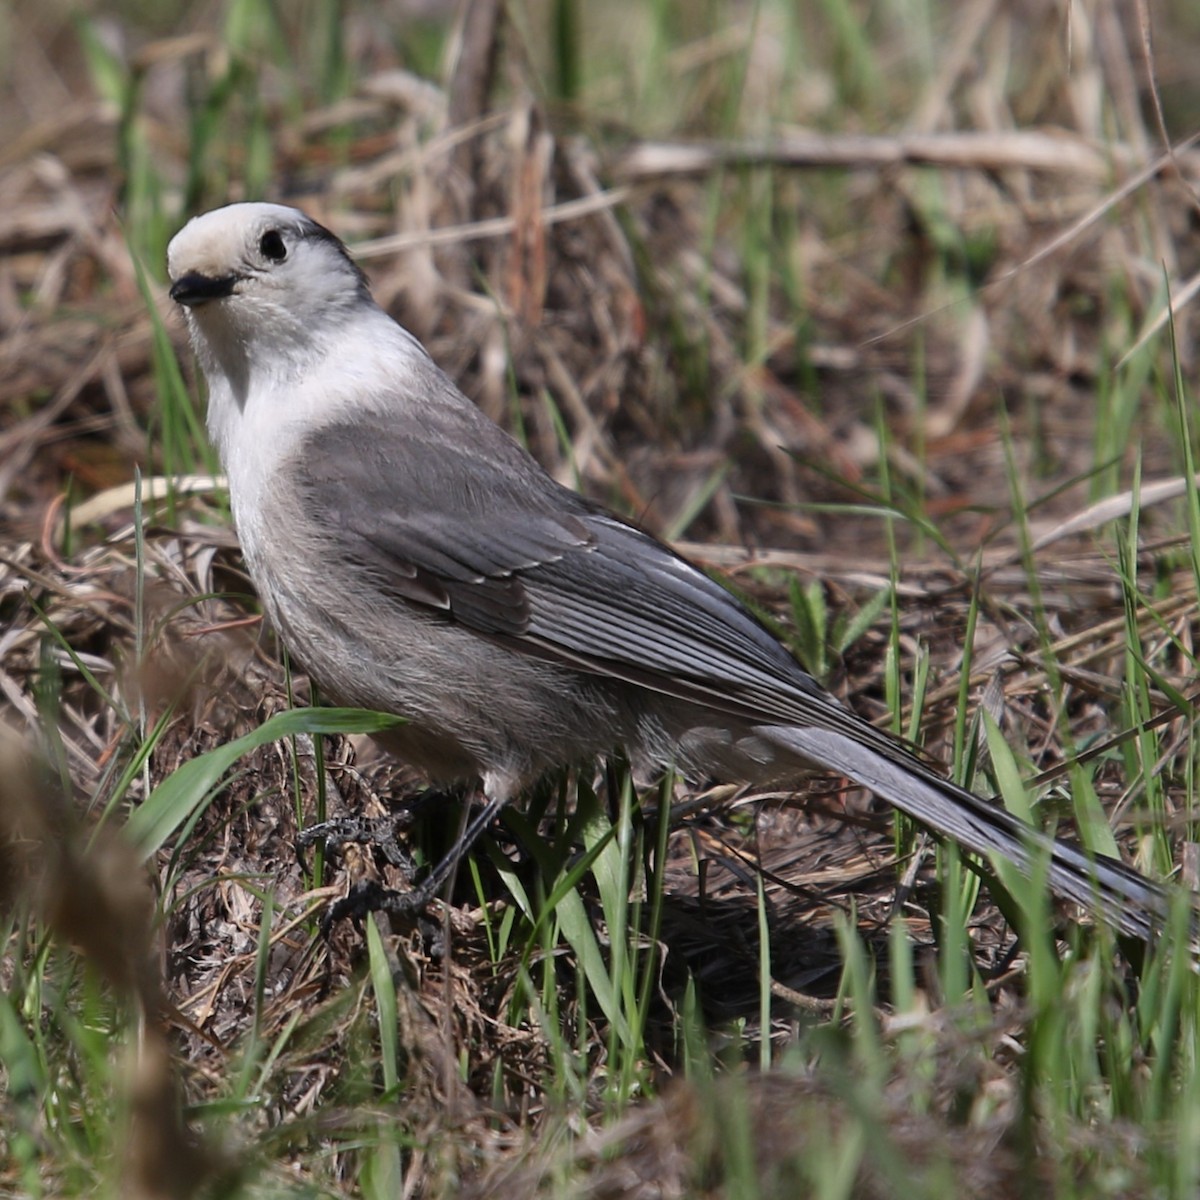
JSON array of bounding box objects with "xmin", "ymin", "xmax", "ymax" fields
[{"xmin": 4, "ymin": 1, "xmax": 1200, "ymax": 1196}]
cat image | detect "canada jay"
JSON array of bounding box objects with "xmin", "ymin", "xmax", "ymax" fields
[{"xmin": 167, "ymin": 201, "xmax": 1173, "ymax": 940}]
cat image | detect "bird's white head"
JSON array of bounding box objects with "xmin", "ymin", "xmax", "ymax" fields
[
  {"xmin": 168, "ymin": 201, "xmax": 397, "ymax": 483},
  {"xmin": 167, "ymin": 202, "xmax": 373, "ymax": 395}
]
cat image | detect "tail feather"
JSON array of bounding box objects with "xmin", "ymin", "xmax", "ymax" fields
[{"xmin": 766, "ymin": 725, "xmax": 1174, "ymax": 942}]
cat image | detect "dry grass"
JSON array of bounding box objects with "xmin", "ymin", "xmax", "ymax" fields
[{"xmin": 4, "ymin": 1, "xmax": 1200, "ymax": 1196}]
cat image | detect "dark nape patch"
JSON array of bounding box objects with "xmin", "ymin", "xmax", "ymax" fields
[{"xmin": 301, "ymin": 218, "xmax": 371, "ymax": 294}]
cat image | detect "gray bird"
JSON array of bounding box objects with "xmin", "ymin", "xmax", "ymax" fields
[{"xmin": 167, "ymin": 201, "xmax": 1173, "ymax": 940}]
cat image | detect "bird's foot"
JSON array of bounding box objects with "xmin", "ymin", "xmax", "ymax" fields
[{"xmin": 295, "ymin": 814, "xmax": 416, "ymax": 873}]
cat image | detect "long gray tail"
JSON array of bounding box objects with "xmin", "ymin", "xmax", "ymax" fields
[{"xmin": 764, "ymin": 725, "xmax": 1174, "ymax": 942}]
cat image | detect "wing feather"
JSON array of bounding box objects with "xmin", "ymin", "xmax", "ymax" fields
[{"xmin": 296, "ymin": 418, "xmax": 841, "ymax": 723}]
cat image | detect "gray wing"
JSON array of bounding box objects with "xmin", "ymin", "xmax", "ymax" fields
[{"xmin": 295, "ymin": 416, "xmax": 846, "ymax": 731}]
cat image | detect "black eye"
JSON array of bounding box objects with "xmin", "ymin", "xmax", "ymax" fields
[{"xmin": 259, "ymin": 230, "xmax": 287, "ymax": 261}]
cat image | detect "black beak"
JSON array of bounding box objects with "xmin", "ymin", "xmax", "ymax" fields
[{"xmin": 169, "ymin": 272, "xmax": 238, "ymax": 306}]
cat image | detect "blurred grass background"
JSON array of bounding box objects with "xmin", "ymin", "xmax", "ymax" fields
[{"xmin": 5, "ymin": 1, "xmax": 1200, "ymax": 1197}]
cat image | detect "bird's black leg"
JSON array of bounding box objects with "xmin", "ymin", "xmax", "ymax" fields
[{"xmin": 315, "ymin": 791, "xmax": 509, "ymax": 930}]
